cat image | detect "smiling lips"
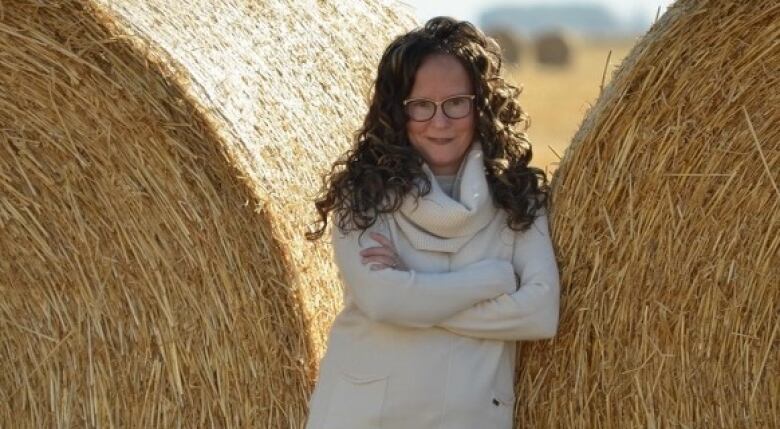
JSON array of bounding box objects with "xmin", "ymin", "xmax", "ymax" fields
[{"xmin": 428, "ymin": 137, "xmax": 454, "ymax": 144}]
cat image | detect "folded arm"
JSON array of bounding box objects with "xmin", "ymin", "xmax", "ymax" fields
[
  {"xmin": 436, "ymin": 213, "xmax": 561, "ymax": 341},
  {"xmin": 332, "ymin": 218, "xmax": 516, "ymax": 328}
]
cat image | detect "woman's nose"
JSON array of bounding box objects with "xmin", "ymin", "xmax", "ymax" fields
[{"xmin": 429, "ymin": 108, "xmax": 450, "ymax": 127}]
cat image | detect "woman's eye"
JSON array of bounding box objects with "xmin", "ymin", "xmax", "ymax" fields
[{"xmin": 410, "ymin": 101, "xmax": 433, "ymax": 112}]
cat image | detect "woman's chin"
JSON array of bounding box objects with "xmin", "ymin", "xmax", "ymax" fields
[
  {"xmin": 424, "ymin": 154, "xmax": 465, "ymax": 175},
  {"xmin": 411, "ymin": 140, "xmax": 472, "ymax": 174}
]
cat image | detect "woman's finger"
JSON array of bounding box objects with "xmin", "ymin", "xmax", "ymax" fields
[
  {"xmin": 359, "ymin": 246, "xmax": 395, "ymax": 258},
  {"xmin": 369, "ymin": 232, "xmax": 397, "ymax": 252},
  {"xmin": 361, "ymin": 255, "xmax": 396, "ymax": 267}
]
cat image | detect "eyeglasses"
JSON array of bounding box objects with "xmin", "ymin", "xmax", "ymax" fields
[{"xmin": 403, "ymin": 94, "xmax": 475, "ymax": 122}]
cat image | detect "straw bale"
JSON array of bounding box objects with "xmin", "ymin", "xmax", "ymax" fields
[
  {"xmin": 534, "ymin": 30, "xmax": 572, "ymax": 66},
  {"xmin": 486, "ymin": 27, "xmax": 524, "ymax": 65},
  {"xmin": 0, "ymin": 0, "xmax": 414, "ymax": 427},
  {"xmin": 517, "ymin": 0, "xmax": 779, "ymax": 427}
]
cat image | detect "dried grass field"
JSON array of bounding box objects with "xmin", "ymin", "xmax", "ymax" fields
[{"xmin": 506, "ymin": 37, "xmax": 637, "ymax": 175}]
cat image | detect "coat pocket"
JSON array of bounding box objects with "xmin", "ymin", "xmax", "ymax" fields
[{"xmin": 322, "ymin": 371, "xmax": 389, "ymax": 429}]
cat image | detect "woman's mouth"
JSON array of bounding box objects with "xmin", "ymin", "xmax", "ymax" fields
[{"xmin": 428, "ymin": 137, "xmax": 454, "ymax": 144}]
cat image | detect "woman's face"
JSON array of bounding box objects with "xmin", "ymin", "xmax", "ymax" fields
[{"xmin": 405, "ymin": 54, "xmax": 475, "ymax": 176}]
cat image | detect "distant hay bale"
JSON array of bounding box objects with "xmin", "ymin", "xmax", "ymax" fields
[
  {"xmin": 517, "ymin": 1, "xmax": 779, "ymax": 427},
  {"xmin": 534, "ymin": 31, "xmax": 571, "ymax": 66},
  {"xmin": 486, "ymin": 27, "xmax": 524, "ymax": 65},
  {"xmin": 0, "ymin": 0, "xmax": 414, "ymax": 427}
]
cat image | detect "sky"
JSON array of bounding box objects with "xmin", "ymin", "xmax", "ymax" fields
[{"xmin": 399, "ymin": 0, "xmax": 676, "ymax": 30}]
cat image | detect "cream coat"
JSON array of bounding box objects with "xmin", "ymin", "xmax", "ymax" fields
[{"xmin": 305, "ymin": 143, "xmax": 560, "ymax": 429}]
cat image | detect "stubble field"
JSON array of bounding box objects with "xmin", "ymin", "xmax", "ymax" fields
[{"xmin": 506, "ymin": 37, "xmax": 637, "ymax": 175}]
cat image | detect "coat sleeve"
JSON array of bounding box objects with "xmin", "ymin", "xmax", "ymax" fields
[
  {"xmin": 331, "ymin": 218, "xmax": 517, "ymax": 328},
  {"xmin": 434, "ymin": 212, "xmax": 561, "ymax": 341}
]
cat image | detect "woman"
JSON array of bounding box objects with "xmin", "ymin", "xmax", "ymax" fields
[{"xmin": 304, "ymin": 17, "xmax": 560, "ymax": 429}]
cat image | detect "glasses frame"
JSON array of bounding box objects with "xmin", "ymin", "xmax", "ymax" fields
[{"xmin": 403, "ymin": 94, "xmax": 476, "ymax": 122}]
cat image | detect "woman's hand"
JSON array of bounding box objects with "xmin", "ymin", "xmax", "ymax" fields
[{"xmin": 359, "ymin": 232, "xmax": 408, "ymax": 271}]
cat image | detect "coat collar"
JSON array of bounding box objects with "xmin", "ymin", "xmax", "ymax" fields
[{"xmin": 394, "ymin": 142, "xmax": 497, "ymax": 253}]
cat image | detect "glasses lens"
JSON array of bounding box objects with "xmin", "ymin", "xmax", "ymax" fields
[
  {"xmin": 405, "ymin": 100, "xmax": 435, "ymax": 121},
  {"xmin": 442, "ymin": 96, "xmax": 472, "ymax": 119}
]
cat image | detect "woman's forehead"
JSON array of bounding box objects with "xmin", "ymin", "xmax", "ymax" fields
[{"xmin": 408, "ymin": 54, "xmax": 473, "ymax": 97}]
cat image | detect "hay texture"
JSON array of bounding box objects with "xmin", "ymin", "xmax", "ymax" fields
[
  {"xmin": 534, "ymin": 31, "xmax": 571, "ymax": 66},
  {"xmin": 517, "ymin": 0, "xmax": 779, "ymax": 427},
  {"xmin": 0, "ymin": 0, "xmax": 414, "ymax": 427}
]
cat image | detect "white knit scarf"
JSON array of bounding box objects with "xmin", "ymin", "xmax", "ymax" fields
[{"xmin": 394, "ymin": 142, "xmax": 497, "ymax": 253}]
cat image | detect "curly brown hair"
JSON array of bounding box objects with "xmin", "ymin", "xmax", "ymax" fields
[{"xmin": 306, "ymin": 17, "xmax": 549, "ymax": 241}]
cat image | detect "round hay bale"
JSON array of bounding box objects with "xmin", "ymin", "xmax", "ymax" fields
[
  {"xmin": 517, "ymin": 0, "xmax": 778, "ymax": 427},
  {"xmin": 534, "ymin": 31, "xmax": 571, "ymax": 66},
  {"xmin": 0, "ymin": 0, "xmax": 414, "ymax": 427},
  {"xmin": 486, "ymin": 27, "xmax": 524, "ymax": 65}
]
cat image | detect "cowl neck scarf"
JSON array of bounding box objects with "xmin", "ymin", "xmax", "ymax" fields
[{"xmin": 394, "ymin": 142, "xmax": 497, "ymax": 253}]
